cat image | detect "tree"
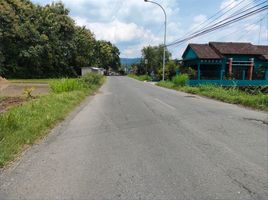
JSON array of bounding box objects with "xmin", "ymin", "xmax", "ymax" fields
[
  {"xmin": 95, "ymin": 40, "xmax": 121, "ymax": 71},
  {"xmin": 157, "ymin": 60, "xmax": 179, "ymax": 80},
  {"xmin": 141, "ymin": 45, "xmax": 172, "ymax": 79},
  {"xmin": 0, "ymin": 0, "xmax": 121, "ymax": 78},
  {"xmin": 70, "ymin": 26, "xmax": 96, "ymax": 75}
]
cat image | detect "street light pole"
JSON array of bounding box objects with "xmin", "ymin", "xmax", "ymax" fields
[{"xmin": 144, "ymin": 0, "xmax": 167, "ymax": 81}]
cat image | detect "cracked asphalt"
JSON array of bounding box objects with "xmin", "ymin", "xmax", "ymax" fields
[{"xmin": 0, "ymin": 76, "xmax": 267, "ymax": 200}]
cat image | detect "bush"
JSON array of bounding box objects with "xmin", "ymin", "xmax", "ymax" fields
[
  {"xmin": 49, "ymin": 78, "xmax": 84, "ymax": 93},
  {"xmin": 138, "ymin": 75, "xmax": 152, "ymax": 81},
  {"xmin": 172, "ymin": 74, "xmax": 189, "ymax": 87},
  {"xmin": 49, "ymin": 73, "xmax": 103, "ymax": 93},
  {"xmin": 128, "ymin": 74, "xmax": 152, "ymax": 81},
  {"xmin": 80, "ymin": 73, "xmax": 103, "ymax": 86}
]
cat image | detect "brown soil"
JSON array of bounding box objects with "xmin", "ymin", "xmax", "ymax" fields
[
  {"xmin": 0, "ymin": 97, "xmax": 25, "ymax": 113},
  {"xmin": 0, "ymin": 76, "xmax": 9, "ymax": 91},
  {"xmin": 0, "ymin": 83, "xmax": 50, "ymax": 97}
]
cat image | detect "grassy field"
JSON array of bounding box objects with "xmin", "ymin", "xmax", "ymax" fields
[
  {"xmin": 157, "ymin": 81, "xmax": 268, "ymax": 111},
  {"xmin": 0, "ymin": 73, "xmax": 105, "ymax": 167}
]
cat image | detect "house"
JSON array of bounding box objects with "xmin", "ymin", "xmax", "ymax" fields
[
  {"xmin": 81, "ymin": 67, "xmax": 105, "ymax": 76},
  {"xmin": 182, "ymin": 42, "xmax": 268, "ymax": 86}
]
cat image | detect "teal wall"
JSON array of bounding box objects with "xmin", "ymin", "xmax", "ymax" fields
[
  {"xmin": 183, "ymin": 48, "xmax": 198, "ymax": 60},
  {"xmin": 188, "ymin": 80, "xmax": 268, "ymax": 86},
  {"xmin": 183, "ymin": 46, "xmax": 268, "ymax": 83}
]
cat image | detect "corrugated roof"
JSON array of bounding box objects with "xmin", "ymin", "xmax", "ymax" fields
[
  {"xmin": 256, "ymin": 45, "xmax": 268, "ymax": 59},
  {"xmin": 184, "ymin": 42, "xmax": 268, "ymax": 60},
  {"xmin": 209, "ymin": 42, "xmax": 264, "ymax": 55},
  {"xmin": 189, "ymin": 44, "xmax": 222, "ymax": 59}
]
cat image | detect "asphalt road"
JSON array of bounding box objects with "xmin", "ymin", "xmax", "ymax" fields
[{"xmin": 0, "ymin": 76, "xmax": 268, "ymax": 200}]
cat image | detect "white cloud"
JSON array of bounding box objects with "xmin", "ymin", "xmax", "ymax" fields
[{"xmin": 32, "ymin": 0, "xmax": 267, "ymax": 58}]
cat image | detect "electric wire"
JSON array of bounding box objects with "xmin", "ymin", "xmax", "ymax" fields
[{"xmin": 166, "ymin": 5, "xmax": 268, "ymax": 47}]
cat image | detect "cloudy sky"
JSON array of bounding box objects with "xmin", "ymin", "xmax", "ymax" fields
[{"xmin": 32, "ymin": 0, "xmax": 268, "ymax": 58}]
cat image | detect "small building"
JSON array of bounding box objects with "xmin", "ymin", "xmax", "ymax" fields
[
  {"xmin": 81, "ymin": 67, "xmax": 105, "ymax": 76},
  {"xmin": 182, "ymin": 42, "xmax": 268, "ymax": 86}
]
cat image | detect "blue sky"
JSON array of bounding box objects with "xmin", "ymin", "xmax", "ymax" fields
[{"xmin": 32, "ymin": 0, "xmax": 268, "ymax": 58}]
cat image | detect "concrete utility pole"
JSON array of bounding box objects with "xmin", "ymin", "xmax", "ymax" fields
[{"xmin": 144, "ymin": 0, "xmax": 167, "ymax": 81}]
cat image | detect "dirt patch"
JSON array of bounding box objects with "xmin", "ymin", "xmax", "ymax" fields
[
  {"xmin": 0, "ymin": 97, "xmax": 26, "ymax": 113},
  {"xmin": 0, "ymin": 76, "xmax": 9, "ymax": 91},
  {"xmin": 0, "ymin": 83, "xmax": 50, "ymax": 97}
]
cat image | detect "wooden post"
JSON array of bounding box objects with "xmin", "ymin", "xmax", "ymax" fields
[
  {"xmin": 228, "ymin": 58, "xmax": 233, "ymax": 78},
  {"xmin": 248, "ymin": 58, "xmax": 254, "ymax": 80}
]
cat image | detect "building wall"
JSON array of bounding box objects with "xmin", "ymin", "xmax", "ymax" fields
[{"xmin": 81, "ymin": 67, "xmax": 92, "ymax": 76}]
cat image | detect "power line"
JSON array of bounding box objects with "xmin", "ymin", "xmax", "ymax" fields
[
  {"xmin": 169, "ymin": 0, "xmax": 267, "ymax": 46},
  {"xmin": 180, "ymin": 0, "xmax": 248, "ymax": 40},
  {"xmin": 167, "ymin": 5, "xmax": 268, "ymax": 47},
  {"xmin": 237, "ymin": 14, "xmax": 267, "ymax": 41},
  {"xmin": 184, "ymin": 0, "xmax": 249, "ymax": 37}
]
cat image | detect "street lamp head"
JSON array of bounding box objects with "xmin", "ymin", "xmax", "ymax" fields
[{"xmin": 144, "ymin": 0, "xmax": 148, "ymax": 2}]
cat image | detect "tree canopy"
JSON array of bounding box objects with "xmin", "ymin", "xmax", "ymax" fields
[
  {"xmin": 0, "ymin": 0, "xmax": 121, "ymax": 78},
  {"xmin": 134, "ymin": 45, "xmax": 174, "ymax": 80}
]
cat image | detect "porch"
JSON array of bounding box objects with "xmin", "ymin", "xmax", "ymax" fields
[{"xmin": 184, "ymin": 59, "xmax": 268, "ymax": 86}]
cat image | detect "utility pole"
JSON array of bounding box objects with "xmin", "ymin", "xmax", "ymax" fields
[{"xmin": 144, "ymin": 0, "xmax": 167, "ymax": 81}]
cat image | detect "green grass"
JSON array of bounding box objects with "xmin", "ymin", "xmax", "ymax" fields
[
  {"xmin": 157, "ymin": 81, "xmax": 268, "ymax": 111},
  {"xmin": 0, "ymin": 74, "xmax": 105, "ymax": 167},
  {"xmin": 49, "ymin": 78, "xmax": 84, "ymax": 93},
  {"xmin": 128, "ymin": 74, "xmax": 152, "ymax": 81},
  {"xmin": 0, "ymin": 96, "xmax": 5, "ymax": 102},
  {"xmin": 10, "ymin": 79, "xmax": 57, "ymax": 84}
]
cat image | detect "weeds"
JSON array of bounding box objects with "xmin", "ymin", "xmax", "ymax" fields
[
  {"xmin": 128, "ymin": 74, "xmax": 152, "ymax": 81},
  {"xmin": 0, "ymin": 73, "xmax": 105, "ymax": 167},
  {"xmin": 49, "ymin": 78, "xmax": 83, "ymax": 93},
  {"xmin": 23, "ymin": 87, "xmax": 35, "ymax": 99},
  {"xmin": 156, "ymin": 81, "xmax": 268, "ymax": 111},
  {"xmin": 172, "ymin": 74, "xmax": 189, "ymax": 87}
]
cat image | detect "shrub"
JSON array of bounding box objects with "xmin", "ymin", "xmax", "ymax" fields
[
  {"xmin": 80, "ymin": 73, "xmax": 103, "ymax": 86},
  {"xmin": 128, "ymin": 74, "xmax": 152, "ymax": 81},
  {"xmin": 23, "ymin": 87, "xmax": 35, "ymax": 99},
  {"xmin": 172, "ymin": 74, "xmax": 189, "ymax": 87},
  {"xmin": 49, "ymin": 78, "xmax": 83, "ymax": 93},
  {"xmin": 49, "ymin": 73, "xmax": 103, "ymax": 93},
  {"xmin": 138, "ymin": 75, "xmax": 152, "ymax": 81}
]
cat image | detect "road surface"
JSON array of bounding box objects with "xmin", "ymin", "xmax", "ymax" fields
[{"xmin": 0, "ymin": 77, "xmax": 267, "ymax": 200}]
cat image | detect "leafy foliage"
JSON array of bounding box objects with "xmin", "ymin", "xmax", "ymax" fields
[
  {"xmin": 131, "ymin": 45, "xmax": 174, "ymax": 80},
  {"xmin": 80, "ymin": 72, "xmax": 103, "ymax": 86},
  {"xmin": 172, "ymin": 74, "xmax": 189, "ymax": 87},
  {"xmin": 0, "ymin": 0, "xmax": 120, "ymax": 78}
]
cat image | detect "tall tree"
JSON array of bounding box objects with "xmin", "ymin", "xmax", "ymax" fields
[
  {"xmin": 95, "ymin": 40, "xmax": 121, "ymax": 71},
  {"xmin": 141, "ymin": 45, "xmax": 171, "ymax": 78},
  {"xmin": 0, "ymin": 0, "xmax": 121, "ymax": 78}
]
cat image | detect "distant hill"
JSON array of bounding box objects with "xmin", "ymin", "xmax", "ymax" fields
[{"xmin": 120, "ymin": 58, "xmax": 141, "ymax": 66}]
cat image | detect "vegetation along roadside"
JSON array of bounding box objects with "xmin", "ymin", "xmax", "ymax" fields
[
  {"xmin": 156, "ymin": 75, "xmax": 268, "ymax": 111},
  {"xmin": 0, "ymin": 73, "xmax": 105, "ymax": 168}
]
